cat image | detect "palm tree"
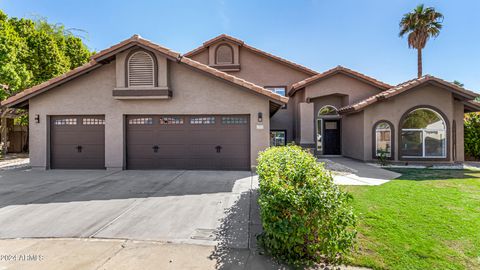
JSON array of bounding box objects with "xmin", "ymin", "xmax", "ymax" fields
[{"xmin": 399, "ymin": 4, "xmax": 444, "ymax": 78}]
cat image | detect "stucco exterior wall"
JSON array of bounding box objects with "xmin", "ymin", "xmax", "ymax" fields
[
  {"xmin": 342, "ymin": 111, "xmax": 364, "ymax": 160},
  {"xmin": 29, "ymin": 51, "xmax": 271, "ymax": 169},
  {"xmin": 189, "ymin": 46, "xmax": 311, "ymax": 142},
  {"xmin": 362, "ymin": 84, "xmax": 461, "ymax": 162},
  {"xmin": 454, "ymin": 100, "xmax": 465, "ymax": 161},
  {"xmin": 303, "ymin": 73, "xmax": 382, "ymax": 105}
]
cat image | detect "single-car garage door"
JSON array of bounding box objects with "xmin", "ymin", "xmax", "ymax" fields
[
  {"xmin": 126, "ymin": 115, "xmax": 250, "ymax": 170},
  {"xmin": 50, "ymin": 115, "xmax": 105, "ymax": 169}
]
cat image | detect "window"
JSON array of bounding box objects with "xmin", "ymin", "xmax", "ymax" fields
[
  {"xmin": 190, "ymin": 116, "xmax": 215, "ymax": 124},
  {"xmin": 159, "ymin": 117, "xmax": 183, "ymax": 125},
  {"xmin": 83, "ymin": 118, "xmax": 105, "ymax": 125},
  {"xmin": 215, "ymin": 44, "xmax": 234, "ymax": 64},
  {"xmin": 270, "ymin": 131, "xmax": 286, "ymax": 146},
  {"xmin": 374, "ymin": 122, "xmax": 392, "ymax": 158},
  {"xmin": 222, "ymin": 116, "xmax": 247, "ymax": 125},
  {"xmin": 400, "ymin": 108, "xmax": 447, "ymax": 158},
  {"xmin": 266, "ymin": 87, "xmax": 287, "ymax": 109},
  {"xmin": 128, "ymin": 118, "xmax": 153, "ymax": 125},
  {"xmin": 318, "ymin": 105, "xmax": 338, "ymax": 116},
  {"xmin": 127, "ymin": 51, "xmax": 155, "ymax": 87},
  {"xmin": 54, "ymin": 118, "xmax": 77, "ymax": 125}
]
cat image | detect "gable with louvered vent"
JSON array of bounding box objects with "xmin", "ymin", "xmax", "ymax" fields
[
  {"xmin": 215, "ymin": 44, "xmax": 234, "ymax": 64},
  {"xmin": 128, "ymin": 51, "xmax": 155, "ymax": 87}
]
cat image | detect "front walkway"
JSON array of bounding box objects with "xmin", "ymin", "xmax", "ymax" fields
[{"xmin": 319, "ymin": 157, "xmax": 401, "ymax": 185}]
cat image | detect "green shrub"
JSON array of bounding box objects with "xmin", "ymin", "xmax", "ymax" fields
[
  {"xmin": 257, "ymin": 145, "xmax": 356, "ymax": 266},
  {"xmin": 465, "ymin": 113, "xmax": 480, "ymax": 160},
  {"xmin": 377, "ymin": 150, "xmax": 389, "ymax": 166}
]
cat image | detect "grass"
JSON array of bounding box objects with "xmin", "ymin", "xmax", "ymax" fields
[{"xmin": 343, "ymin": 169, "xmax": 480, "ymax": 270}]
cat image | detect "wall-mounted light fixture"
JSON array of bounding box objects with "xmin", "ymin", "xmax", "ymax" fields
[
  {"xmin": 34, "ymin": 114, "xmax": 40, "ymax": 124},
  {"xmin": 257, "ymin": 112, "xmax": 263, "ymax": 123}
]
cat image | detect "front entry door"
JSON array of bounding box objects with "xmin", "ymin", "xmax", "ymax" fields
[{"xmin": 323, "ymin": 120, "xmax": 341, "ymax": 155}]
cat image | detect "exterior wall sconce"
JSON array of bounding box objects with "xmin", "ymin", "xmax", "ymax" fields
[
  {"xmin": 35, "ymin": 114, "xmax": 40, "ymax": 123},
  {"xmin": 257, "ymin": 112, "xmax": 263, "ymax": 123}
]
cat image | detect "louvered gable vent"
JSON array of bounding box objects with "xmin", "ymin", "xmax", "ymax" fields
[{"xmin": 128, "ymin": 51, "xmax": 155, "ymax": 87}]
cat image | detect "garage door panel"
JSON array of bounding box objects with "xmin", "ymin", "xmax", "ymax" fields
[
  {"xmin": 127, "ymin": 130, "xmax": 155, "ymax": 143},
  {"xmin": 78, "ymin": 132, "xmax": 105, "ymax": 145},
  {"xmin": 189, "ymin": 144, "xmax": 218, "ymax": 158},
  {"xmin": 155, "ymin": 145, "xmax": 188, "ymax": 158},
  {"xmin": 52, "ymin": 144, "xmax": 104, "ymax": 159},
  {"xmin": 52, "ymin": 158, "xmax": 105, "ymax": 170},
  {"xmin": 50, "ymin": 115, "xmax": 105, "ymax": 169},
  {"xmin": 126, "ymin": 115, "xmax": 250, "ymax": 170},
  {"xmin": 127, "ymin": 145, "xmax": 156, "ymax": 159},
  {"xmin": 156, "ymin": 131, "xmax": 188, "ymax": 144}
]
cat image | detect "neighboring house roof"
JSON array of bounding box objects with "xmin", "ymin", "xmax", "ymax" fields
[
  {"xmin": 289, "ymin": 66, "xmax": 393, "ymax": 96},
  {"xmin": 464, "ymin": 100, "xmax": 480, "ymax": 113},
  {"xmin": 1, "ymin": 35, "xmax": 288, "ymax": 108},
  {"xmin": 184, "ymin": 34, "xmax": 318, "ymax": 76},
  {"xmin": 338, "ymin": 75, "xmax": 480, "ymax": 114}
]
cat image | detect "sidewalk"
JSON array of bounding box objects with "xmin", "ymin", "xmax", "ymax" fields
[
  {"xmin": 319, "ymin": 157, "xmax": 401, "ymax": 186},
  {"xmin": 0, "ymin": 238, "xmax": 370, "ymax": 270}
]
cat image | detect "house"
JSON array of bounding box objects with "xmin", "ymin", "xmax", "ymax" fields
[{"xmin": 1, "ymin": 34, "xmax": 479, "ymax": 170}]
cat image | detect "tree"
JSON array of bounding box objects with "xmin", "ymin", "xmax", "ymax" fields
[
  {"xmin": 0, "ymin": 10, "xmax": 93, "ymax": 98},
  {"xmin": 399, "ymin": 4, "xmax": 444, "ymax": 78},
  {"xmin": 0, "ymin": 10, "xmax": 93, "ymax": 154},
  {"xmin": 453, "ymin": 80, "xmax": 464, "ymax": 87}
]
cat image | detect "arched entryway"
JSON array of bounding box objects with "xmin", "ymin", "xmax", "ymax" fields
[{"xmin": 316, "ymin": 105, "xmax": 341, "ymax": 155}]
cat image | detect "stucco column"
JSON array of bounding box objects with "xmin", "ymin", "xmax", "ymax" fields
[
  {"xmin": 105, "ymin": 113, "xmax": 124, "ymax": 169},
  {"xmin": 299, "ymin": 102, "xmax": 315, "ymax": 146}
]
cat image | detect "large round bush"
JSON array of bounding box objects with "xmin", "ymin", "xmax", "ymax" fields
[{"xmin": 257, "ymin": 145, "xmax": 356, "ymax": 266}]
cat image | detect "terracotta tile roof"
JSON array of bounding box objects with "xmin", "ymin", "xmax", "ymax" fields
[
  {"xmin": 92, "ymin": 34, "xmax": 181, "ymax": 61},
  {"xmin": 1, "ymin": 35, "xmax": 288, "ymax": 107},
  {"xmin": 290, "ymin": 66, "xmax": 392, "ymax": 95},
  {"xmin": 465, "ymin": 100, "xmax": 480, "ymax": 112},
  {"xmin": 184, "ymin": 34, "xmax": 318, "ymax": 76},
  {"xmin": 338, "ymin": 75, "xmax": 480, "ymax": 114}
]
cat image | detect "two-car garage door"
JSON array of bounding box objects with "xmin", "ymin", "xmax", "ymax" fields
[
  {"xmin": 126, "ymin": 115, "xmax": 250, "ymax": 170},
  {"xmin": 50, "ymin": 115, "xmax": 251, "ymax": 170}
]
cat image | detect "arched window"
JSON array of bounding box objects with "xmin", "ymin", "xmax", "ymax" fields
[
  {"xmin": 374, "ymin": 121, "xmax": 393, "ymax": 158},
  {"xmin": 127, "ymin": 51, "xmax": 155, "ymax": 87},
  {"xmin": 318, "ymin": 105, "xmax": 338, "ymax": 117},
  {"xmin": 215, "ymin": 44, "xmax": 234, "ymax": 65},
  {"xmin": 400, "ymin": 107, "xmax": 447, "ymax": 158}
]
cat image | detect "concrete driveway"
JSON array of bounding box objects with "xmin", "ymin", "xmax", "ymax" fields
[{"xmin": 0, "ymin": 168, "xmax": 255, "ymax": 248}]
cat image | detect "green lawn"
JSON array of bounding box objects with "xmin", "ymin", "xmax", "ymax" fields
[{"xmin": 343, "ymin": 169, "xmax": 480, "ymax": 270}]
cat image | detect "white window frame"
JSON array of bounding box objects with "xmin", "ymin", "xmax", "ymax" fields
[{"xmin": 401, "ymin": 108, "xmax": 447, "ymax": 158}]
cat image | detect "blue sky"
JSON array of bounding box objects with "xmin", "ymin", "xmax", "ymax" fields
[{"xmin": 1, "ymin": 0, "xmax": 479, "ymax": 92}]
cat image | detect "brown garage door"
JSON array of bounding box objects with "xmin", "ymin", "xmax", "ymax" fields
[
  {"xmin": 126, "ymin": 115, "xmax": 250, "ymax": 170},
  {"xmin": 50, "ymin": 115, "xmax": 105, "ymax": 169}
]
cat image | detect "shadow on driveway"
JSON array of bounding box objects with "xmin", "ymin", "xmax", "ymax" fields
[{"xmin": 210, "ymin": 187, "xmax": 288, "ymax": 269}]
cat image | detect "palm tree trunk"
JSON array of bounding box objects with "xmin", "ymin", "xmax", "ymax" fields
[{"xmin": 417, "ymin": 48, "xmax": 423, "ymax": 78}]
